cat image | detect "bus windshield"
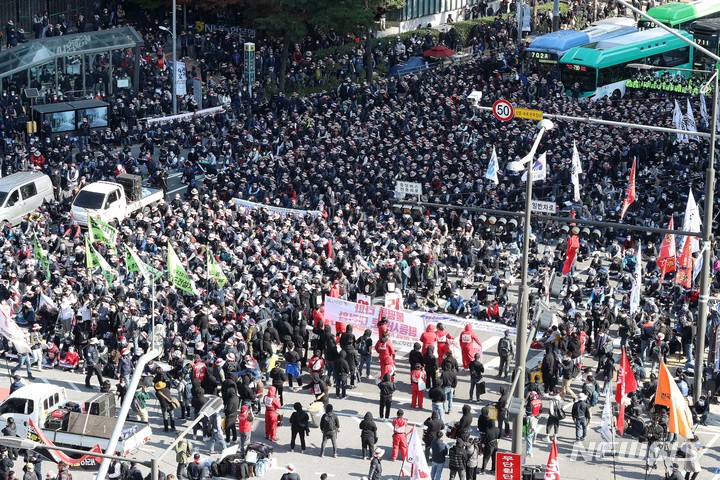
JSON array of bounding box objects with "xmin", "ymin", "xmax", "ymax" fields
[{"xmin": 561, "ymin": 65, "xmax": 596, "ymax": 93}]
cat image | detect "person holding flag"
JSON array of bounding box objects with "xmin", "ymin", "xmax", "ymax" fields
[{"xmin": 615, "ymin": 347, "xmax": 638, "ymax": 436}]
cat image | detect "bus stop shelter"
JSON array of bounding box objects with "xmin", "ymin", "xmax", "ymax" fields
[{"xmin": 0, "ymin": 26, "xmax": 144, "ymax": 97}]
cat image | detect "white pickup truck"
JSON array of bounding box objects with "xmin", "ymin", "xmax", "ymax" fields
[
  {"xmin": 0, "ymin": 384, "xmax": 151, "ymax": 459},
  {"xmin": 71, "ymin": 176, "xmax": 163, "ymax": 226}
]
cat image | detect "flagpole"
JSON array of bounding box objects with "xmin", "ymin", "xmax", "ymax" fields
[{"xmin": 396, "ymin": 458, "xmax": 406, "ymax": 480}]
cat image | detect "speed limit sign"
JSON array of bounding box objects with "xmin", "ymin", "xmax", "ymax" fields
[{"xmin": 492, "ymin": 99, "xmax": 515, "ymax": 122}]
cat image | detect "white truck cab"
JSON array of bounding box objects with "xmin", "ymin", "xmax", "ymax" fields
[{"xmin": 71, "ymin": 177, "xmax": 163, "ymax": 226}]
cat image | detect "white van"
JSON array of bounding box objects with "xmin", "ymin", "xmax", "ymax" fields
[{"xmin": 0, "ymin": 172, "xmax": 55, "ymax": 225}]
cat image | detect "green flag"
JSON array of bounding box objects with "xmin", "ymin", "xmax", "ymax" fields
[
  {"xmin": 88, "ymin": 216, "xmax": 118, "ymax": 253},
  {"xmin": 207, "ymin": 249, "xmax": 228, "ymax": 287},
  {"xmin": 86, "ymin": 236, "xmax": 114, "ymax": 283},
  {"xmin": 167, "ymin": 243, "xmax": 197, "ymax": 295},
  {"xmin": 33, "ymin": 232, "xmax": 51, "ymax": 281},
  {"xmin": 124, "ymin": 244, "xmax": 163, "ymax": 283},
  {"xmin": 85, "ymin": 235, "xmax": 99, "ymax": 269}
]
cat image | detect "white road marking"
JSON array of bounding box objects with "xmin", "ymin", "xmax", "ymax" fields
[{"xmin": 68, "ymin": 381, "xmax": 81, "ymax": 391}]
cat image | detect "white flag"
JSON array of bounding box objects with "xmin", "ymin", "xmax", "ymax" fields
[
  {"xmin": 630, "ymin": 241, "xmax": 642, "ymax": 315},
  {"xmin": 522, "ymin": 152, "xmax": 547, "ymax": 182},
  {"xmin": 407, "ymin": 428, "xmax": 430, "ymax": 480},
  {"xmin": 700, "ymin": 92, "xmax": 709, "ymax": 128},
  {"xmin": 674, "ymin": 100, "xmax": 688, "ymax": 144},
  {"xmin": 571, "ymin": 141, "xmax": 582, "ymax": 202},
  {"xmin": 681, "ymin": 189, "xmax": 703, "ymax": 280},
  {"xmin": 38, "ymin": 292, "xmax": 57, "ymax": 312},
  {"xmin": 685, "ymin": 98, "xmax": 699, "ymax": 141},
  {"xmin": 599, "ymin": 387, "xmax": 614, "ymax": 444},
  {"xmin": 0, "ymin": 304, "xmax": 31, "ymax": 354},
  {"xmin": 485, "ymin": 146, "xmax": 499, "ymax": 185}
]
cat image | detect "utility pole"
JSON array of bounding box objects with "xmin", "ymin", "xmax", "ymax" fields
[
  {"xmin": 553, "ymin": 0, "xmax": 560, "ymax": 31},
  {"xmin": 517, "ymin": 0, "xmax": 523, "ymax": 43}
]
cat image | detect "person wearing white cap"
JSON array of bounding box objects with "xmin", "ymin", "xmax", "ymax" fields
[
  {"xmin": 280, "ymin": 464, "xmax": 300, "ymax": 480},
  {"xmin": 369, "ymin": 448, "xmax": 384, "ymax": 480}
]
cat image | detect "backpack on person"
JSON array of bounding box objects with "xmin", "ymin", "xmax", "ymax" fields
[
  {"xmin": 554, "ymin": 399, "xmax": 566, "ymax": 420},
  {"xmin": 498, "ymin": 338, "xmax": 511, "ymax": 356},
  {"xmin": 584, "ymin": 385, "xmax": 599, "ymax": 407},
  {"xmin": 320, "ymin": 413, "xmax": 334, "ymax": 432}
]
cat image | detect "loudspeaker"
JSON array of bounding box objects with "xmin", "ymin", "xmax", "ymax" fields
[{"xmin": 116, "ymin": 173, "xmax": 142, "ymax": 202}]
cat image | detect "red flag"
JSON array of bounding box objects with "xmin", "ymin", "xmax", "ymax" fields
[
  {"xmin": 561, "ymin": 234, "xmax": 579, "ymax": 275},
  {"xmin": 674, "ymin": 236, "xmax": 693, "ymax": 289},
  {"xmin": 657, "ymin": 217, "xmax": 676, "ymax": 282},
  {"xmin": 615, "ymin": 347, "xmax": 638, "ymax": 435},
  {"xmin": 543, "ymin": 437, "xmax": 560, "ymax": 480},
  {"xmin": 619, "ymin": 158, "xmax": 636, "ymax": 219}
]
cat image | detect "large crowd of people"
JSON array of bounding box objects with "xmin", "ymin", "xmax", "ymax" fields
[{"xmin": 0, "ymin": 1, "xmax": 716, "ymax": 480}]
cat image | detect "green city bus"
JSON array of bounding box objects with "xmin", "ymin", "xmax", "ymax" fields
[
  {"xmin": 689, "ymin": 18, "xmax": 720, "ymax": 70},
  {"xmin": 559, "ymin": 28, "xmax": 694, "ymax": 100},
  {"xmin": 638, "ymin": 0, "xmax": 720, "ymax": 30}
]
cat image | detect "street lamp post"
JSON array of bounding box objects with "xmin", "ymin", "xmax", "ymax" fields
[
  {"xmin": 506, "ymin": 119, "xmax": 554, "ymax": 455},
  {"xmin": 159, "ymin": 8, "xmax": 178, "ymax": 116}
]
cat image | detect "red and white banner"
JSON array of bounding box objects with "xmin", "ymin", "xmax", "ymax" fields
[
  {"xmin": 496, "ymin": 452, "xmax": 521, "ymax": 480},
  {"xmin": 324, "ymin": 297, "xmax": 422, "ymax": 346},
  {"xmin": 0, "ymin": 303, "xmax": 31, "ymax": 354},
  {"xmin": 356, "ymin": 294, "xmax": 372, "ymax": 306},
  {"xmin": 385, "ymin": 292, "xmax": 404, "ymax": 311}
]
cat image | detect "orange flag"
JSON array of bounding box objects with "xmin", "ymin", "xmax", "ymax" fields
[
  {"xmin": 655, "ymin": 359, "xmax": 694, "ymax": 439},
  {"xmin": 674, "ymin": 236, "xmax": 693, "ymax": 289}
]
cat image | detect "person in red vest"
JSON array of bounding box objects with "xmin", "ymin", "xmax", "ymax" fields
[
  {"xmin": 459, "ymin": 324, "xmax": 482, "ymax": 370},
  {"xmin": 263, "ymin": 386, "xmax": 281, "ymax": 441},
  {"xmin": 486, "ymin": 300, "xmax": 500, "ymax": 322},
  {"xmin": 192, "ymin": 355, "xmax": 207, "ymax": 382},
  {"xmin": 410, "ymin": 363, "xmax": 426, "ymax": 409},
  {"xmin": 375, "ymin": 336, "xmax": 396, "ymax": 380},
  {"xmin": 237, "ymin": 404, "xmax": 254, "ymax": 454},
  {"xmin": 391, "ymin": 409, "xmax": 409, "ymax": 461},
  {"xmin": 420, "ymin": 324, "xmax": 438, "ymax": 355},
  {"xmin": 436, "ymin": 323, "xmax": 453, "ymax": 365}
]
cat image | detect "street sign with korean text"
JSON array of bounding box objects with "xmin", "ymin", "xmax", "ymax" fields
[
  {"xmin": 496, "ymin": 452, "xmax": 521, "ymax": 480},
  {"xmin": 515, "ymin": 107, "xmax": 544, "ymax": 121},
  {"xmin": 531, "ymin": 200, "xmax": 557, "ymax": 214},
  {"xmin": 395, "ymin": 181, "xmax": 422, "ymax": 199}
]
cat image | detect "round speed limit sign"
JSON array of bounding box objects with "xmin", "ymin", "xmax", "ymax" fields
[{"xmin": 492, "ymin": 99, "xmax": 515, "ymax": 122}]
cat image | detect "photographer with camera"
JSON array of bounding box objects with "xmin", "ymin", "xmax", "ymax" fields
[{"xmin": 645, "ymin": 415, "xmax": 665, "ymax": 470}]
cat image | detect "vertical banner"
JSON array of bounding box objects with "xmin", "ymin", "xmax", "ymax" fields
[
  {"xmin": 522, "ymin": 3, "xmax": 531, "ymax": 32},
  {"xmin": 496, "ymin": 452, "xmax": 521, "ymax": 480},
  {"xmin": 385, "ymin": 292, "xmax": 404, "ymax": 311},
  {"xmin": 244, "ymin": 42, "xmax": 255, "ymax": 97},
  {"xmin": 176, "ymin": 60, "xmax": 187, "ymax": 96}
]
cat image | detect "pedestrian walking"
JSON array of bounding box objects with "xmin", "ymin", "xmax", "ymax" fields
[
  {"xmin": 459, "ymin": 324, "xmax": 482, "ymax": 369},
  {"xmin": 131, "ymin": 386, "xmax": 149, "ymax": 423},
  {"xmin": 84, "ymin": 338, "xmax": 104, "ymax": 389},
  {"xmin": 289, "ymin": 402, "xmax": 309, "ymax": 453},
  {"xmin": 571, "ymin": 393, "xmax": 590, "ymax": 443},
  {"xmin": 546, "ymin": 388, "xmax": 564, "ymax": 441},
  {"xmin": 359, "ymin": 412, "xmax": 378, "ymax": 460},
  {"xmin": 319, "ymin": 403, "xmax": 340, "ymax": 458},
  {"xmin": 428, "ymin": 382, "xmax": 446, "ymax": 424}
]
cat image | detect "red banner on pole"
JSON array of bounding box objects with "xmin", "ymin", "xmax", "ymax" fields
[
  {"xmin": 495, "ymin": 452, "xmax": 521, "ymax": 480},
  {"xmin": 657, "ymin": 217, "xmax": 676, "ymax": 281},
  {"xmin": 675, "ymin": 236, "xmax": 693, "ymax": 289}
]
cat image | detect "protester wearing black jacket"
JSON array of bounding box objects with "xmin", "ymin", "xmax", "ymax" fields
[
  {"xmin": 223, "ymin": 387, "xmax": 240, "ymax": 442},
  {"xmin": 377, "ymin": 373, "xmax": 396, "ymax": 419},
  {"xmin": 289, "ymin": 402, "xmax": 309, "ymax": 453},
  {"xmin": 480, "ymin": 420, "xmax": 500, "ymax": 474},
  {"xmin": 359, "ymin": 412, "xmax": 378, "ymax": 459},
  {"xmin": 334, "ymin": 350, "xmax": 351, "ymax": 398},
  {"xmin": 455, "ymin": 404, "xmax": 474, "ymax": 439}
]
